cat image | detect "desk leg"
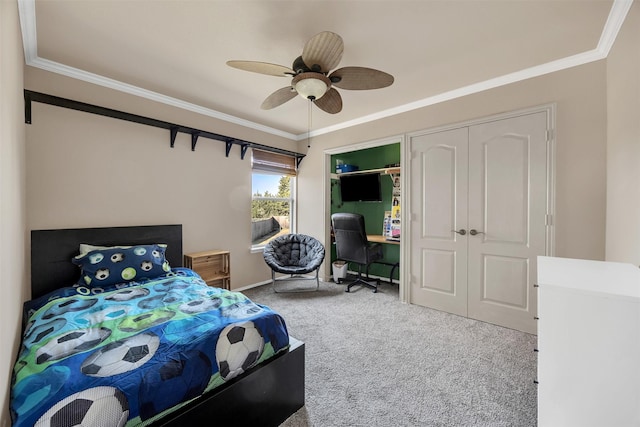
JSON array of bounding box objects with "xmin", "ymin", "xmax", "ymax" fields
[
  {"xmin": 372, "ymin": 261, "xmax": 399, "ymax": 285},
  {"xmin": 389, "ymin": 263, "xmax": 399, "ymax": 284}
]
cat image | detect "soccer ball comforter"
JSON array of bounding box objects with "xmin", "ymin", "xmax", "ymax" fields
[{"xmin": 10, "ymin": 268, "xmax": 290, "ymax": 426}]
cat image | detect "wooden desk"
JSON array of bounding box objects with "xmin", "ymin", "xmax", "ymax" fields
[
  {"xmin": 367, "ymin": 234, "xmax": 400, "ymax": 245},
  {"xmin": 366, "ymin": 235, "xmax": 399, "ymax": 284}
]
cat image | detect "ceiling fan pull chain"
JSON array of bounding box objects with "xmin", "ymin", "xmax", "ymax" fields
[{"xmin": 308, "ymin": 99, "xmax": 313, "ymax": 148}]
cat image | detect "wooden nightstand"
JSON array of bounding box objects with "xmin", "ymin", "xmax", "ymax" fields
[{"xmin": 183, "ymin": 250, "xmax": 230, "ymax": 289}]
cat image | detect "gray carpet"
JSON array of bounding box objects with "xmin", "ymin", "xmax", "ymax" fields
[{"xmin": 243, "ymin": 279, "xmax": 537, "ymax": 427}]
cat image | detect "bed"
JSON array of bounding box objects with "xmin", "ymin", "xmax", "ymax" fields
[{"xmin": 11, "ymin": 224, "xmax": 305, "ymax": 427}]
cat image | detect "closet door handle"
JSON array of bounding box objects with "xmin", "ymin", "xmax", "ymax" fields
[
  {"xmin": 469, "ymin": 229, "xmax": 484, "ymax": 236},
  {"xmin": 452, "ymin": 229, "xmax": 466, "ymax": 236}
]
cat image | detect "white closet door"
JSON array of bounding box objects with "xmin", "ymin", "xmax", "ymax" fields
[
  {"xmin": 409, "ymin": 111, "xmax": 548, "ymax": 334},
  {"xmin": 467, "ymin": 112, "xmax": 547, "ymax": 334},
  {"xmin": 409, "ymin": 127, "xmax": 469, "ymax": 316}
]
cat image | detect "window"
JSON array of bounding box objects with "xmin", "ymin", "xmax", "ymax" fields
[{"xmin": 251, "ymin": 150, "xmax": 296, "ymax": 249}]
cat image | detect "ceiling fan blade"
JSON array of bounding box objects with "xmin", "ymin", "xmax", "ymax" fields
[
  {"xmin": 314, "ymin": 88, "xmax": 342, "ymax": 114},
  {"xmin": 227, "ymin": 60, "xmax": 293, "ymax": 77},
  {"xmin": 261, "ymin": 87, "xmax": 297, "ymax": 110},
  {"xmin": 329, "ymin": 67, "xmax": 394, "ymax": 90},
  {"xmin": 302, "ymin": 31, "xmax": 344, "ymax": 73}
]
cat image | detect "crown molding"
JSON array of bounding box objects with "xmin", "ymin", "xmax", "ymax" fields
[
  {"xmin": 309, "ymin": 0, "xmax": 634, "ymax": 139},
  {"xmin": 18, "ymin": 0, "xmax": 632, "ymax": 142},
  {"xmin": 27, "ymin": 56, "xmax": 299, "ymax": 140},
  {"xmin": 597, "ymin": 0, "xmax": 634, "ymax": 55},
  {"xmin": 17, "ymin": 0, "xmax": 297, "ymax": 141},
  {"xmin": 17, "ymin": 0, "xmax": 37, "ymax": 63},
  {"xmin": 308, "ymin": 49, "xmax": 606, "ymax": 139}
]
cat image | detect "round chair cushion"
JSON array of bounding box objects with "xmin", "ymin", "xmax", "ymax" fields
[{"xmin": 263, "ymin": 234, "xmax": 325, "ymax": 275}]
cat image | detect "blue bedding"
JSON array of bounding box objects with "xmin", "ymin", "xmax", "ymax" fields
[{"xmin": 10, "ymin": 268, "xmax": 290, "ymax": 426}]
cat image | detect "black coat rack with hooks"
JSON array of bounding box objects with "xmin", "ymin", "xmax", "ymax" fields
[{"xmin": 24, "ymin": 90, "xmax": 305, "ymax": 167}]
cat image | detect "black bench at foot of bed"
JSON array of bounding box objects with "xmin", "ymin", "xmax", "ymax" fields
[{"xmin": 154, "ymin": 336, "xmax": 305, "ymax": 427}]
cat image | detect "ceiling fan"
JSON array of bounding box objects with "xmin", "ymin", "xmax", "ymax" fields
[{"xmin": 227, "ymin": 31, "xmax": 394, "ymax": 114}]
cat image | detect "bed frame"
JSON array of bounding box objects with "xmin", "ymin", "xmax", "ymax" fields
[{"xmin": 30, "ymin": 224, "xmax": 305, "ymax": 427}]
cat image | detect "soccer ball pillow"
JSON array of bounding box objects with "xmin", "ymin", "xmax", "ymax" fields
[{"xmin": 73, "ymin": 244, "xmax": 171, "ymax": 288}]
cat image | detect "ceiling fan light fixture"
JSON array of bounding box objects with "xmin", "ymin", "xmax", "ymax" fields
[
  {"xmin": 228, "ymin": 31, "xmax": 393, "ymax": 113},
  {"xmin": 292, "ymin": 72, "xmax": 330, "ymax": 100}
]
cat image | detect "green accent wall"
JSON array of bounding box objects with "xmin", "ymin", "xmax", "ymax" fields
[{"xmin": 330, "ymin": 143, "xmax": 401, "ymax": 281}]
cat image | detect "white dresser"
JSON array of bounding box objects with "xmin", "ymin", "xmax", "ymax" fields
[{"xmin": 537, "ymin": 256, "xmax": 640, "ymax": 427}]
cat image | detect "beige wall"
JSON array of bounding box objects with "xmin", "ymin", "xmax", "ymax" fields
[
  {"xmin": 25, "ymin": 56, "xmax": 612, "ymax": 296},
  {"xmin": 298, "ymin": 60, "xmax": 608, "ymax": 270},
  {"xmin": 606, "ymin": 0, "xmax": 640, "ymax": 266},
  {"xmin": 24, "ymin": 68, "xmax": 299, "ymax": 290},
  {"xmin": 1, "ymin": 1, "xmax": 27, "ymax": 425}
]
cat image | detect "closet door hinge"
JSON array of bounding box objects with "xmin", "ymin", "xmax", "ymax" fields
[
  {"xmin": 546, "ymin": 129, "xmax": 554, "ymax": 142},
  {"xmin": 545, "ymin": 214, "xmax": 553, "ymax": 226}
]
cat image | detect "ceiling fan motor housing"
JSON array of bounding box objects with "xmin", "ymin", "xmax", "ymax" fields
[{"xmin": 292, "ymin": 56, "xmax": 312, "ymax": 74}]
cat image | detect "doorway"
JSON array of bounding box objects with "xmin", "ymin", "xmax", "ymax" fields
[
  {"xmin": 407, "ymin": 108, "xmax": 554, "ymax": 334},
  {"xmin": 324, "ymin": 135, "xmax": 407, "ymax": 300}
]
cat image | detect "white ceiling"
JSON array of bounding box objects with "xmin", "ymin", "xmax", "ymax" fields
[{"xmin": 19, "ymin": 0, "xmax": 632, "ymax": 140}]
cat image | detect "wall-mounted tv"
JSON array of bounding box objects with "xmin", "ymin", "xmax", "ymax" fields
[{"xmin": 339, "ymin": 172, "xmax": 382, "ymax": 202}]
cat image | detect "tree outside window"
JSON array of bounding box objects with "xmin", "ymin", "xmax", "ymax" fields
[{"xmin": 251, "ymin": 174, "xmax": 293, "ymax": 247}]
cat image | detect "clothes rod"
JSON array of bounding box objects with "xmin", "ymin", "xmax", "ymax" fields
[{"xmin": 23, "ymin": 90, "xmax": 305, "ymax": 166}]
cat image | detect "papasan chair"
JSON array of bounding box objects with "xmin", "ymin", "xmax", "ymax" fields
[{"xmin": 263, "ymin": 234, "xmax": 325, "ymax": 293}]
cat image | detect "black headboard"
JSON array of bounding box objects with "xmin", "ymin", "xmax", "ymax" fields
[{"xmin": 31, "ymin": 224, "xmax": 182, "ymax": 299}]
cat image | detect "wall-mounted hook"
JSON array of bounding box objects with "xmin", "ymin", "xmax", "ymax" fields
[
  {"xmin": 191, "ymin": 132, "xmax": 200, "ymax": 151},
  {"xmin": 170, "ymin": 127, "xmax": 178, "ymax": 148}
]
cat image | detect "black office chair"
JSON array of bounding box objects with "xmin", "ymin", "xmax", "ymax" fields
[{"xmin": 331, "ymin": 213, "xmax": 383, "ymax": 293}]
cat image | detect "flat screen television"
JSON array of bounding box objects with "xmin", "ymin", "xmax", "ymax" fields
[{"xmin": 339, "ymin": 172, "xmax": 382, "ymax": 202}]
